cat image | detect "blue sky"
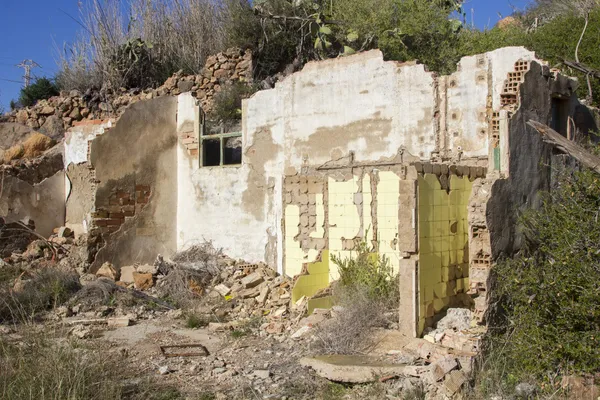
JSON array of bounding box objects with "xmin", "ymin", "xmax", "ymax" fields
[{"xmin": 0, "ymin": 0, "xmax": 532, "ymax": 111}]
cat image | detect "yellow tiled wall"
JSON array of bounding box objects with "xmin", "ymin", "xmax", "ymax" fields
[
  {"xmin": 285, "ymin": 170, "xmax": 413, "ymax": 315},
  {"xmin": 328, "ymin": 176, "xmax": 362, "ymax": 281},
  {"xmin": 417, "ymin": 174, "xmax": 472, "ymax": 334},
  {"xmin": 376, "ymin": 171, "xmax": 401, "ymax": 274}
]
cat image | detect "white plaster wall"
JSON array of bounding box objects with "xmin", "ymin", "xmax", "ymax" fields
[
  {"xmin": 446, "ymin": 54, "xmax": 489, "ymax": 158},
  {"xmin": 176, "ymin": 93, "xmax": 286, "ymax": 271},
  {"xmin": 246, "ymin": 51, "xmax": 437, "ymax": 166},
  {"xmin": 64, "ymin": 122, "xmax": 111, "ymax": 168},
  {"xmin": 487, "ymin": 47, "xmax": 539, "ymax": 110},
  {"xmin": 174, "ymin": 48, "xmax": 545, "ymax": 273}
]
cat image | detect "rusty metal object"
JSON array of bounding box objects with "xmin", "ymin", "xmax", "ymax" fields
[{"xmin": 160, "ymin": 344, "xmax": 209, "ymax": 358}]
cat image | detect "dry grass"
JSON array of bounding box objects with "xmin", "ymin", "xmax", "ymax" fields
[
  {"xmin": 312, "ymin": 285, "xmax": 391, "ymax": 355},
  {"xmin": 155, "ymin": 241, "xmax": 223, "ymax": 307},
  {"xmin": 2, "ymin": 133, "xmax": 55, "ymax": 164},
  {"xmin": 0, "ymin": 333, "xmax": 122, "ymax": 400},
  {"xmin": 57, "ymin": 0, "xmax": 227, "ymax": 91},
  {"xmin": 0, "ymin": 267, "xmax": 81, "ymax": 323}
]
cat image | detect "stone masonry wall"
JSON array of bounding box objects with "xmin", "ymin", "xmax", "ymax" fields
[{"xmin": 1, "ymin": 48, "xmax": 252, "ymax": 133}]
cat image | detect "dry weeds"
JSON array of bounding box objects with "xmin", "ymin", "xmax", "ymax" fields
[
  {"xmin": 155, "ymin": 241, "xmax": 223, "ymax": 307},
  {"xmin": 312, "ymin": 285, "xmax": 391, "ymax": 355},
  {"xmin": 57, "ymin": 0, "xmax": 227, "ymax": 91},
  {"xmin": 2, "ymin": 133, "xmax": 55, "ymax": 164}
]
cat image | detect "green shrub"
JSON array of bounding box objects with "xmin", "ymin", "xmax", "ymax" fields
[
  {"xmin": 185, "ymin": 312, "xmax": 213, "ymax": 328},
  {"xmin": 485, "ymin": 168, "xmax": 600, "ymax": 385},
  {"xmin": 331, "ymin": 235, "xmax": 398, "ymax": 300},
  {"xmin": 209, "ymin": 82, "xmax": 258, "ymax": 123},
  {"xmin": 18, "ymin": 77, "xmax": 59, "ymax": 107}
]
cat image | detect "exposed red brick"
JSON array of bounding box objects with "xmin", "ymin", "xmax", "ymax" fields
[
  {"xmin": 92, "ymin": 210, "xmax": 109, "ymax": 218},
  {"xmin": 119, "ymin": 198, "xmax": 135, "ymax": 206},
  {"xmin": 72, "ymin": 119, "xmax": 109, "ymax": 127}
]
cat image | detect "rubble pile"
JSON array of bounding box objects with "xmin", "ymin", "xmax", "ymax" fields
[
  {"xmin": 301, "ymin": 308, "xmax": 483, "ymax": 398},
  {"xmin": 94, "ymin": 251, "xmax": 307, "ymax": 338},
  {"xmin": 0, "ymin": 48, "xmax": 253, "ymax": 132}
]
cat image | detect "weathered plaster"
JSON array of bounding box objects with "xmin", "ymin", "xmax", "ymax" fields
[
  {"xmin": 64, "ymin": 121, "xmax": 111, "ymax": 168},
  {"xmin": 0, "ymin": 171, "xmax": 65, "ymax": 237},
  {"xmin": 90, "ymin": 97, "xmax": 178, "ymax": 270}
]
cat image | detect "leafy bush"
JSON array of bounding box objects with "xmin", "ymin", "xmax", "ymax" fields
[
  {"xmin": 331, "ymin": 235, "xmax": 398, "ymax": 300},
  {"xmin": 18, "ymin": 77, "xmax": 59, "ymax": 107},
  {"xmin": 210, "ymin": 82, "xmax": 258, "ymax": 124},
  {"xmin": 484, "ymin": 168, "xmax": 600, "ymax": 385},
  {"xmin": 456, "ymin": 7, "xmax": 600, "ymax": 106},
  {"xmin": 333, "ymin": 0, "xmax": 465, "ymax": 73}
]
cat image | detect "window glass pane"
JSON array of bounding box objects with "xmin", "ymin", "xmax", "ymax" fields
[
  {"xmin": 202, "ymin": 139, "xmax": 221, "ymax": 166},
  {"xmin": 223, "ymin": 136, "xmax": 242, "ymax": 165}
]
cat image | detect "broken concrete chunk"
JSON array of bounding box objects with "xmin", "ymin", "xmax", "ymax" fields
[
  {"xmin": 136, "ymin": 264, "xmax": 158, "ymax": 275},
  {"xmin": 272, "ymin": 306, "xmax": 287, "ymax": 319},
  {"xmin": 158, "ymin": 366, "xmax": 171, "ymax": 375},
  {"xmin": 253, "ymin": 369, "xmax": 271, "ymax": 379},
  {"xmin": 300, "ymin": 355, "xmax": 410, "ymax": 384},
  {"xmin": 256, "ymin": 286, "xmax": 270, "ymax": 305},
  {"xmin": 133, "ymin": 272, "xmax": 154, "ymax": 290},
  {"xmin": 241, "ymin": 272, "xmax": 264, "ymax": 288},
  {"xmin": 238, "ymin": 287, "xmax": 260, "ymax": 299},
  {"xmin": 291, "ymin": 325, "xmax": 312, "ymax": 339},
  {"xmin": 57, "ymin": 226, "xmax": 74, "ymax": 238},
  {"xmin": 70, "ymin": 325, "xmax": 92, "ymax": 339},
  {"xmin": 436, "ymin": 308, "xmax": 472, "ymax": 332},
  {"xmin": 427, "ymin": 356, "xmax": 458, "ymax": 383},
  {"xmin": 264, "ymin": 322, "xmax": 284, "ymax": 334},
  {"xmin": 214, "ymin": 283, "xmax": 231, "ymax": 296},
  {"xmin": 120, "ymin": 266, "xmax": 136, "ymax": 284},
  {"xmin": 107, "ymin": 317, "xmax": 131, "ymax": 327},
  {"xmin": 96, "ymin": 262, "xmax": 119, "ymax": 281},
  {"xmin": 444, "ymin": 370, "xmax": 468, "ymax": 396}
]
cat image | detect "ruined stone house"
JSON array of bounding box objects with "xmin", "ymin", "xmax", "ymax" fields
[{"xmin": 1, "ymin": 47, "xmax": 595, "ymax": 337}]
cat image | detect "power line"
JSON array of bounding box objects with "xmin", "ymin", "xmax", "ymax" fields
[
  {"xmin": 16, "ymin": 60, "xmax": 41, "ymax": 87},
  {"xmin": 0, "ymin": 78, "xmax": 22, "ymax": 84}
]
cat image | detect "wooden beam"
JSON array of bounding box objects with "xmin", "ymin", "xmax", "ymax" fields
[
  {"xmin": 562, "ymin": 60, "xmax": 600, "ymax": 80},
  {"xmin": 527, "ymin": 120, "xmax": 600, "ymax": 175}
]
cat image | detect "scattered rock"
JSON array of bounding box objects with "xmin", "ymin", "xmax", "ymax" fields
[
  {"xmin": 107, "ymin": 317, "xmax": 132, "ymax": 327},
  {"xmin": 515, "ymin": 382, "xmax": 537, "ymax": 398},
  {"xmin": 158, "ymin": 366, "xmax": 171, "ymax": 375},
  {"xmin": 241, "ymin": 272, "xmax": 264, "ymax": 289},
  {"xmin": 214, "ymin": 283, "xmax": 232, "ymax": 296},
  {"xmin": 253, "ymin": 369, "xmax": 270, "ymax": 379},
  {"xmin": 120, "ymin": 266, "xmax": 136, "ymax": 284},
  {"xmin": 133, "ymin": 272, "xmax": 154, "ymax": 290},
  {"xmin": 96, "ymin": 262, "xmax": 119, "ymax": 281},
  {"xmin": 300, "ymin": 355, "xmax": 410, "ymax": 384},
  {"xmin": 70, "ymin": 325, "xmax": 92, "ymax": 339},
  {"xmin": 136, "ymin": 264, "xmax": 158, "ymax": 275}
]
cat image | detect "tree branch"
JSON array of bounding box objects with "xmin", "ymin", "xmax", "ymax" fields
[{"xmin": 527, "ymin": 120, "xmax": 600, "ymax": 175}]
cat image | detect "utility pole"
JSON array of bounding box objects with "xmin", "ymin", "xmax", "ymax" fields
[{"xmin": 16, "ymin": 60, "xmax": 40, "ymax": 88}]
